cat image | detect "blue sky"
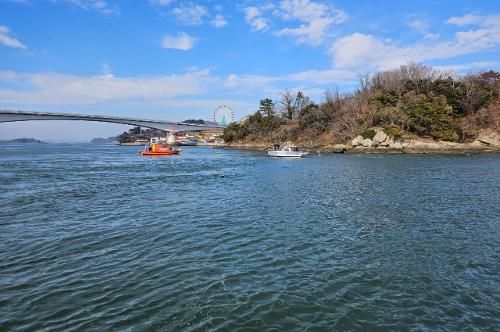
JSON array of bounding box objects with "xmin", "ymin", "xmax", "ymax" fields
[{"xmin": 0, "ymin": 0, "xmax": 499, "ymax": 141}]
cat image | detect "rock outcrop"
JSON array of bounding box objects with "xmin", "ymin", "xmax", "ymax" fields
[
  {"xmin": 331, "ymin": 144, "xmax": 347, "ymax": 153},
  {"xmin": 350, "ymin": 128, "xmax": 394, "ymax": 149},
  {"xmin": 372, "ymin": 131, "xmax": 387, "ymax": 146},
  {"xmin": 362, "ymin": 139, "xmax": 373, "ymax": 147},
  {"xmin": 348, "ymin": 127, "xmax": 499, "ymax": 153},
  {"xmin": 351, "ymin": 135, "xmax": 364, "ymax": 147},
  {"xmin": 476, "ymin": 130, "xmax": 500, "ymax": 147}
]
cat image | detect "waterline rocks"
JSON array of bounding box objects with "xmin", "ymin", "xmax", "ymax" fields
[
  {"xmin": 351, "ymin": 135, "xmax": 364, "ymax": 147},
  {"xmin": 389, "ymin": 141, "xmax": 403, "ymax": 149},
  {"xmin": 351, "ymin": 128, "xmax": 396, "ymax": 149},
  {"xmin": 362, "ymin": 139, "xmax": 373, "ymax": 148},
  {"xmin": 348, "ymin": 127, "xmax": 499, "ymax": 154},
  {"xmin": 372, "ymin": 131, "xmax": 388, "ymax": 146},
  {"xmin": 475, "ymin": 130, "xmax": 500, "ymax": 147}
]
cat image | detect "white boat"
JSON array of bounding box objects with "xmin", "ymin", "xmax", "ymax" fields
[{"xmin": 267, "ymin": 145, "xmax": 309, "ymax": 157}]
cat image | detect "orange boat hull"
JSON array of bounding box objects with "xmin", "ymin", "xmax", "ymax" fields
[{"xmin": 140, "ymin": 150, "xmax": 181, "ymax": 156}]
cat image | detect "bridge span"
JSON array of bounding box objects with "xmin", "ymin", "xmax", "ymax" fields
[{"xmin": 0, "ymin": 110, "xmax": 221, "ymax": 132}]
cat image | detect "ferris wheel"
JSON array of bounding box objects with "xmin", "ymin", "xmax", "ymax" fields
[{"xmin": 213, "ymin": 105, "xmax": 234, "ymax": 128}]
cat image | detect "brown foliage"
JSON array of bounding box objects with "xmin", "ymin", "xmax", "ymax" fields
[{"xmin": 461, "ymin": 101, "xmax": 500, "ymax": 139}]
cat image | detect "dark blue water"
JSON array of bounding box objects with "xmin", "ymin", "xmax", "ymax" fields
[{"xmin": 0, "ymin": 144, "xmax": 499, "ymax": 331}]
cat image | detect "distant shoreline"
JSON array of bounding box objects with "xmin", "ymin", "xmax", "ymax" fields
[{"xmin": 0, "ymin": 138, "xmax": 46, "ymax": 144}]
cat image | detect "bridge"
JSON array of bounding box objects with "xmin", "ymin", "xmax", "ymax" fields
[{"xmin": 0, "ymin": 110, "xmax": 221, "ymax": 132}]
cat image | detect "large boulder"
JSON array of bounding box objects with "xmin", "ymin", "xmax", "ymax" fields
[
  {"xmin": 379, "ymin": 137, "xmax": 393, "ymax": 147},
  {"xmin": 389, "ymin": 142, "xmax": 403, "ymax": 149},
  {"xmin": 477, "ymin": 131, "xmax": 500, "ymax": 147},
  {"xmin": 332, "ymin": 144, "xmax": 347, "ymax": 153},
  {"xmin": 372, "ymin": 131, "xmax": 388, "ymax": 145},
  {"xmin": 351, "ymin": 135, "xmax": 364, "ymax": 147},
  {"xmin": 362, "ymin": 139, "xmax": 373, "ymax": 147}
]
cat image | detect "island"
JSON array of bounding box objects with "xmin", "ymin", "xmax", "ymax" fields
[
  {"xmin": 0, "ymin": 138, "xmax": 45, "ymax": 144},
  {"xmin": 222, "ymin": 63, "xmax": 499, "ymax": 153}
]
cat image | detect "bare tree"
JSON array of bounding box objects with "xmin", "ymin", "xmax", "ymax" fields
[
  {"xmin": 400, "ymin": 62, "xmax": 436, "ymax": 93},
  {"xmin": 293, "ymin": 91, "xmax": 310, "ymax": 118},
  {"xmin": 359, "ymin": 72, "xmax": 371, "ymax": 93},
  {"xmin": 279, "ymin": 89, "xmax": 295, "ymax": 120}
]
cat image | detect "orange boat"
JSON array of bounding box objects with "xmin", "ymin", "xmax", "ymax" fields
[
  {"xmin": 140, "ymin": 143, "xmax": 181, "ymax": 156},
  {"xmin": 140, "ymin": 150, "xmax": 180, "ymax": 156}
]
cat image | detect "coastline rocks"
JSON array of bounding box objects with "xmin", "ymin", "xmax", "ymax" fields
[
  {"xmin": 477, "ymin": 131, "xmax": 500, "ymax": 147},
  {"xmin": 389, "ymin": 142, "xmax": 403, "ymax": 149},
  {"xmin": 372, "ymin": 131, "xmax": 388, "ymax": 146},
  {"xmin": 379, "ymin": 137, "xmax": 393, "ymax": 147},
  {"xmin": 351, "ymin": 135, "xmax": 364, "ymax": 147},
  {"xmin": 362, "ymin": 139, "xmax": 373, "ymax": 147},
  {"xmin": 344, "ymin": 127, "xmax": 499, "ymax": 153},
  {"xmin": 332, "ymin": 144, "xmax": 347, "ymax": 153},
  {"xmin": 402, "ymin": 139, "xmax": 464, "ymax": 150},
  {"xmin": 350, "ymin": 128, "xmax": 395, "ymax": 149}
]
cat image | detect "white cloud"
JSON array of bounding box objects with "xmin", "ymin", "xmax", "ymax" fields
[
  {"xmin": 329, "ymin": 14, "xmax": 500, "ymax": 71},
  {"xmin": 274, "ymin": 0, "xmax": 347, "ymax": 44},
  {"xmin": 243, "ymin": 6, "xmax": 269, "ymax": 31},
  {"xmin": 244, "ymin": 0, "xmax": 347, "ymax": 44},
  {"xmin": 446, "ymin": 13, "xmax": 483, "ymax": 26},
  {"xmin": 0, "ymin": 65, "xmax": 359, "ymax": 111},
  {"xmin": 244, "ymin": 6, "xmax": 260, "ymax": 21},
  {"xmin": 433, "ymin": 61, "xmax": 498, "ymax": 73},
  {"xmin": 0, "ymin": 69, "xmax": 215, "ymax": 105},
  {"xmin": 223, "ymin": 68, "xmax": 357, "ymax": 93},
  {"xmin": 161, "ymin": 32, "xmax": 196, "ymax": 50},
  {"xmin": 100, "ymin": 62, "xmax": 112, "ymax": 75},
  {"xmin": 329, "ymin": 33, "xmax": 383, "ymax": 69},
  {"xmin": 449, "ymin": 14, "xmax": 500, "ymax": 43},
  {"xmin": 150, "ymin": 0, "xmax": 175, "ymax": 6},
  {"xmin": 0, "ymin": 26, "xmax": 26, "ymax": 49},
  {"xmin": 171, "ymin": 4, "xmax": 207, "ymax": 25},
  {"xmin": 408, "ymin": 19, "xmax": 428, "ymax": 32},
  {"xmin": 57, "ymin": 0, "xmax": 119, "ymax": 15},
  {"xmin": 211, "ymin": 14, "xmax": 228, "ymax": 28},
  {"xmin": 408, "ymin": 18, "xmax": 438, "ymax": 40}
]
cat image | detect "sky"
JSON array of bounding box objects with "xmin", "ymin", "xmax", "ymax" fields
[{"xmin": 0, "ymin": 0, "xmax": 499, "ymax": 142}]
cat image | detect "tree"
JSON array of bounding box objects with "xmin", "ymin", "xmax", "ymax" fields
[
  {"xmin": 259, "ymin": 98, "xmax": 276, "ymax": 117},
  {"xmin": 279, "ymin": 89, "xmax": 295, "ymax": 120},
  {"xmin": 117, "ymin": 132, "xmax": 133, "ymax": 143},
  {"xmin": 403, "ymin": 92, "xmax": 458, "ymax": 141},
  {"xmin": 184, "ymin": 119, "xmax": 205, "ymax": 124},
  {"xmin": 129, "ymin": 126, "xmax": 141, "ymax": 135},
  {"xmin": 459, "ymin": 71, "xmax": 500, "ymax": 115},
  {"xmin": 400, "ymin": 62, "xmax": 436, "ymax": 94},
  {"xmin": 431, "ymin": 76, "xmax": 464, "ymax": 115},
  {"xmin": 222, "ymin": 122, "xmax": 249, "ymax": 142},
  {"xmin": 293, "ymin": 91, "xmax": 310, "ymax": 119},
  {"xmin": 278, "ymin": 90, "xmax": 312, "ymax": 120}
]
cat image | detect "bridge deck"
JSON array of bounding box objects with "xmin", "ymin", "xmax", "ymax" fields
[{"xmin": 0, "ymin": 110, "xmax": 221, "ymax": 132}]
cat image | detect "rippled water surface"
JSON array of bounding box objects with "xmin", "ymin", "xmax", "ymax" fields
[{"xmin": 1, "ymin": 143, "xmax": 499, "ymax": 331}]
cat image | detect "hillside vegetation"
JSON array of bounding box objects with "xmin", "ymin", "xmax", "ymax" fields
[{"xmin": 223, "ymin": 63, "xmax": 500, "ymax": 146}]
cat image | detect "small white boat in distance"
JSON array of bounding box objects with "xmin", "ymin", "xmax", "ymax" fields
[{"xmin": 267, "ymin": 145, "xmax": 309, "ymax": 157}]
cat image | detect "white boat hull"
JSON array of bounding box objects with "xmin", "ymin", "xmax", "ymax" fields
[{"xmin": 267, "ymin": 150, "xmax": 309, "ymax": 157}]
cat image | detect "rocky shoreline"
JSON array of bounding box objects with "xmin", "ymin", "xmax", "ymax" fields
[{"xmin": 223, "ymin": 129, "xmax": 500, "ymax": 154}]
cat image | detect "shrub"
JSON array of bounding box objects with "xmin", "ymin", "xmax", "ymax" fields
[
  {"xmin": 460, "ymin": 101, "xmax": 500, "ymax": 139},
  {"xmin": 222, "ymin": 123, "xmax": 249, "ymax": 142},
  {"xmin": 360, "ymin": 129, "xmax": 376, "ymax": 139},
  {"xmin": 383, "ymin": 126, "xmax": 402, "ymax": 139}
]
